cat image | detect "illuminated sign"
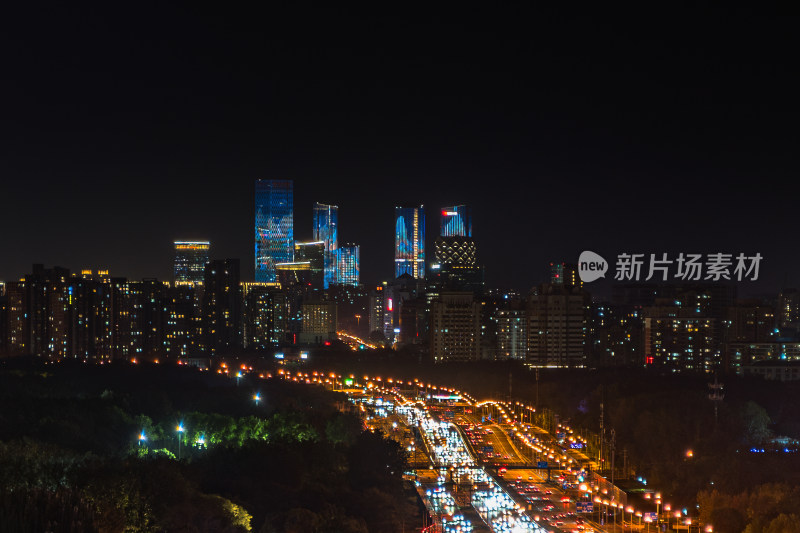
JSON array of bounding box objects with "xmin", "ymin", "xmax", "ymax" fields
[
  {"xmin": 300, "ymin": 352, "xmax": 308, "ymax": 359},
  {"xmin": 275, "ymin": 353, "xmax": 284, "ymax": 359},
  {"xmin": 387, "ymin": 298, "xmax": 393, "ymax": 312},
  {"xmin": 442, "ymin": 211, "xmax": 459, "ymax": 216}
]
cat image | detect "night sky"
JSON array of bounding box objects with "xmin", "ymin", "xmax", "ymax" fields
[{"xmin": 2, "ymin": 7, "xmax": 798, "ymax": 294}]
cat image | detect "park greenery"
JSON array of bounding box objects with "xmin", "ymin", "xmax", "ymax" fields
[{"xmin": 0, "ymin": 358, "xmax": 413, "ymax": 532}]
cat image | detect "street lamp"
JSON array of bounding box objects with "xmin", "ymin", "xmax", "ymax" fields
[
  {"xmin": 176, "ymin": 423, "xmax": 185, "ymax": 460},
  {"xmin": 626, "ymin": 506, "xmax": 634, "ymax": 529},
  {"xmin": 138, "ymin": 431, "xmax": 146, "ymax": 446},
  {"xmin": 253, "ymin": 392, "xmax": 261, "ymax": 405}
]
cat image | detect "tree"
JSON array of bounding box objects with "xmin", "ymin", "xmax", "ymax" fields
[{"xmin": 741, "ymin": 401, "xmax": 772, "ymax": 445}]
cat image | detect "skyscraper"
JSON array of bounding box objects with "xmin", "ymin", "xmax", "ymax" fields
[
  {"xmin": 313, "ymin": 202, "xmax": 338, "ymax": 288},
  {"xmin": 173, "ymin": 241, "xmax": 210, "ymax": 284},
  {"xmin": 294, "ymin": 241, "xmax": 325, "ymax": 289},
  {"xmin": 394, "ymin": 206, "xmax": 425, "ymax": 279},
  {"xmin": 255, "ymin": 180, "xmax": 294, "ymax": 283},
  {"xmin": 337, "ymin": 244, "xmax": 360, "ymax": 286},
  {"xmin": 440, "ymin": 205, "xmax": 472, "ymax": 237}
]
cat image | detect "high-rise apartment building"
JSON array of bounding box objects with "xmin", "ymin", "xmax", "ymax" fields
[
  {"xmin": 430, "ymin": 291, "xmax": 481, "ymax": 363},
  {"xmin": 313, "ymin": 202, "xmax": 338, "ymax": 288},
  {"xmin": 203, "ymin": 259, "xmax": 242, "ymax": 355},
  {"xmin": 368, "ymin": 284, "xmax": 385, "ymax": 336},
  {"xmin": 395, "ymin": 206, "xmax": 425, "ymax": 279},
  {"xmin": 242, "ymin": 283, "xmax": 287, "ymax": 349},
  {"xmin": 497, "ymin": 308, "xmax": 527, "ymax": 361},
  {"xmin": 550, "ymin": 262, "xmax": 582, "ymax": 289},
  {"xmin": 173, "ymin": 241, "xmax": 210, "ymax": 284},
  {"xmin": 527, "ymin": 283, "xmax": 590, "ymax": 368},
  {"xmin": 440, "ymin": 205, "xmax": 472, "ymax": 238},
  {"xmin": 255, "ymin": 180, "xmax": 294, "ymax": 283}
]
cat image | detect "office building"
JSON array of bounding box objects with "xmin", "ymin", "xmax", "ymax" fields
[
  {"xmin": 431, "ymin": 235, "xmax": 484, "ymax": 294},
  {"xmin": 395, "ymin": 206, "xmax": 425, "ymax": 279},
  {"xmin": 255, "ymin": 180, "xmax": 294, "ymax": 283},
  {"xmin": 203, "ymin": 259, "xmax": 242, "ymax": 355},
  {"xmin": 294, "ymin": 241, "xmax": 325, "ymax": 289},
  {"xmin": 173, "ymin": 241, "xmax": 210, "ymax": 284},
  {"xmin": 431, "ymin": 292, "xmax": 481, "ymax": 362},
  {"xmin": 440, "ymin": 205, "xmax": 472, "ymax": 237},
  {"xmin": 313, "ymin": 202, "xmax": 338, "ymax": 288},
  {"xmin": 337, "ymin": 244, "xmax": 360, "ymax": 286},
  {"xmin": 300, "ymin": 301, "xmax": 337, "ymax": 344}
]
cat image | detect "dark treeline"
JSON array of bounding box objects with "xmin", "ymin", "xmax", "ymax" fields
[{"xmin": 0, "ymin": 358, "xmax": 414, "ymax": 532}]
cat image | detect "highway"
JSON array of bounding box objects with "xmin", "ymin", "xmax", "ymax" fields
[{"xmin": 275, "ymin": 370, "xmax": 638, "ymax": 533}]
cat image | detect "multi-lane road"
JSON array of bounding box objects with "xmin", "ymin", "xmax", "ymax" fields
[
  {"xmin": 352, "ymin": 384, "xmax": 609, "ymax": 533},
  {"xmin": 276, "ymin": 370, "xmax": 634, "ymax": 533}
]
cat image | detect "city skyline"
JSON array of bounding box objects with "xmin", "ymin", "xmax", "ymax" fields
[
  {"xmin": 2, "ymin": 7, "xmax": 800, "ymax": 533},
  {"xmin": 3, "ymin": 8, "xmax": 799, "ymax": 293}
]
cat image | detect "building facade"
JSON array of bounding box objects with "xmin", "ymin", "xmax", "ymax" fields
[
  {"xmin": 395, "ymin": 206, "xmax": 425, "ymax": 279},
  {"xmin": 203, "ymin": 259, "xmax": 242, "ymax": 355},
  {"xmin": 527, "ymin": 283, "xmax": 590, "ymax": 368},
  {"xmin": 430, "ymin": 291, "xmax": 481, "ymax": 363},
  {"xmin": 173, "ymin": 241, "xmax": 210, "ymax": 284},
  {"xmin": 336, "ymin": 244, "xmax": 360, "ymax": 286},
  {"xmin": 312, "ymin": 202, "xmax": 338, "ymax": 288},
  {"xmin": 255, "ymin": 179, "xmax": 294, "ymax": 283},
  {"xmin": 497, "ymin": 308, "xmax": 527, "ymax": 361},
  {"xmin": 300, "ymin": 301, "xmax": 337, "ymax": 344},
  {"xmin": 293, "ymin": 241, "xmax": 325, "ymax": 289},
  {"xmin": 440, "ymin": 205, "xmax": 472, "ymax": 238}
]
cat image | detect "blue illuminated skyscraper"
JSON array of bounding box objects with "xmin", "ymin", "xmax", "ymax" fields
[
  {"xmin": 255, "ymin": 180, "xmax": 293, "ymax": 282},
  {"xmin": 440, "ymin": 205, "xmax": 472, "ymax": 237},
  {"xmin": 337, "ymin": 244, "xmax": 360, "ymax": 286},
  {"xmin": 312, "ymin": 202, "xmax": 338, "ymax": 288},
  {"xmin": 394, "ymin": 206, "xmax": 425, "ymax": 279}
]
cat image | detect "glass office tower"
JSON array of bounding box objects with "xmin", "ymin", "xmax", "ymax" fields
[
  {"xmin": 394, "ymin": 206, "xmax": 425, "ymax": 279},
  {"xmin": 337, "ymin": 244, "xmax": 360, "ymax": 286},
  {"xmin": 255, "ymin": 180, "xmax": 294, "ymax": 282},
  {"xmin": 312, "ymin": 202, "xmax": 338, "ymax": 288},
  {"xmin": 440, "ymin": 205, "xmax": 472, "ymax": 237},
  {"xmin": 173, "ymin": 241, "xmax": 210, "ymax": 284}
]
